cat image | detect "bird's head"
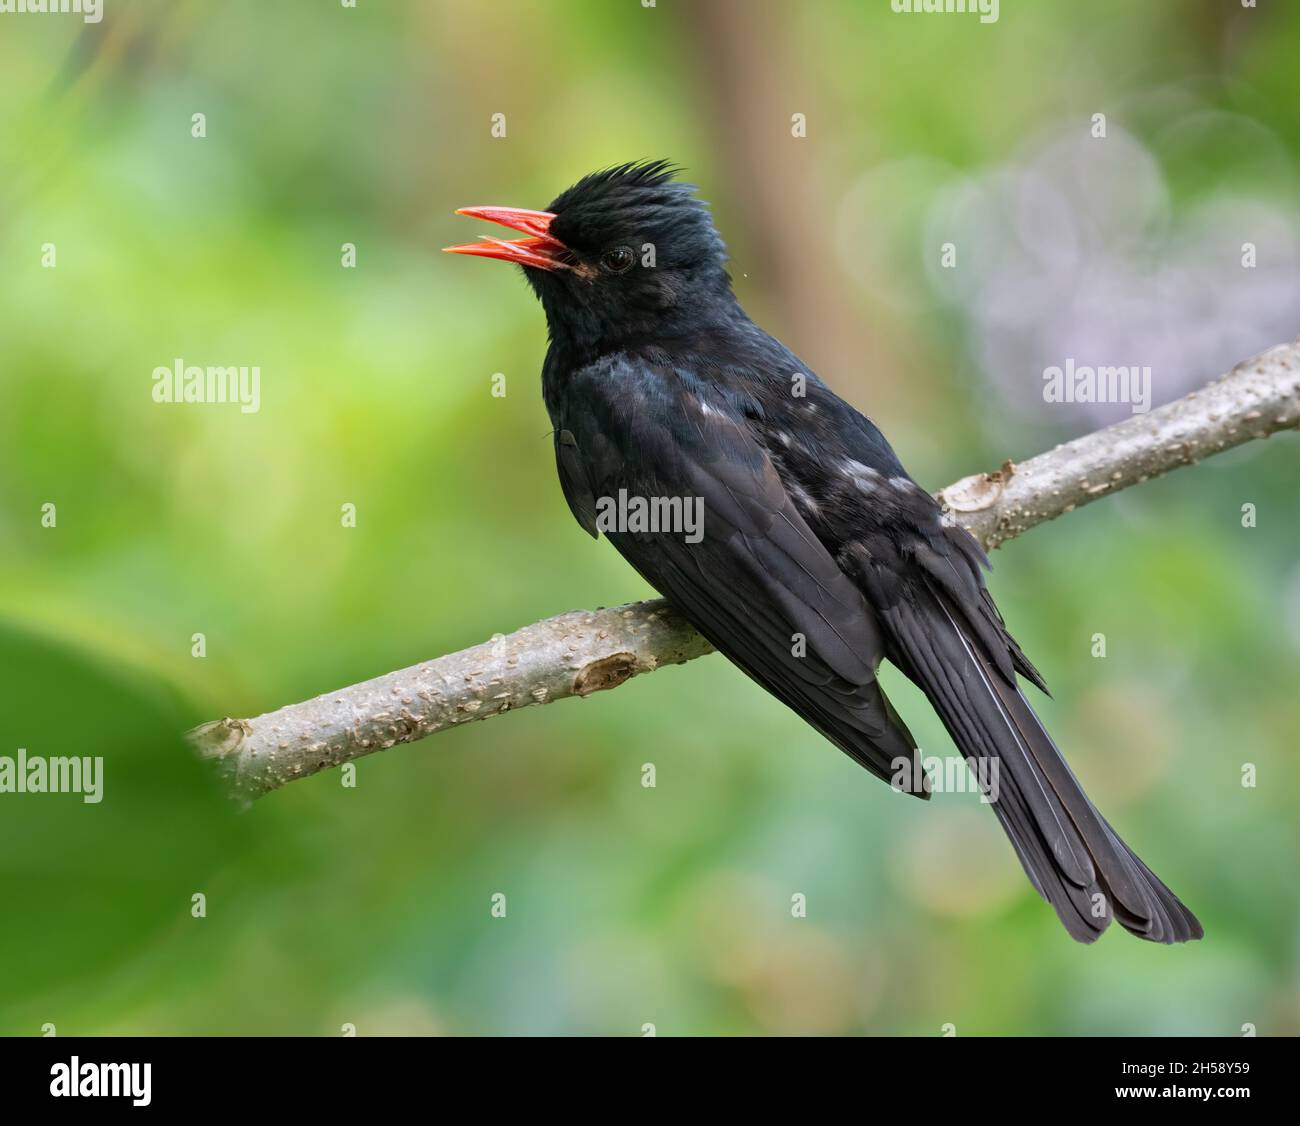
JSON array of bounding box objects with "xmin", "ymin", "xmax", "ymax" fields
[{"xmin": 444, "ymin": 161, "xmax": 733, "ymax": 353}]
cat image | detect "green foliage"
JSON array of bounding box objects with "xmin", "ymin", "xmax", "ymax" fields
[{"xmin": 1, "ymin": 0, "xmax": 1297, "ymax": 1035}]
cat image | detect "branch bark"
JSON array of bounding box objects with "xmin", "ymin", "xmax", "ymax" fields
[{"xmin": 190, "ymin": 340, "xmax": 1300, "ymax": 801}]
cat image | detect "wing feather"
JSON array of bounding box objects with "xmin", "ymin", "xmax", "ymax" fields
[{"xmin": 552, "ymin": 359, "xmax": 923, "ymax": 791}]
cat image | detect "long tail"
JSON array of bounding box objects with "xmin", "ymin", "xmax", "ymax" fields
[{"xmin": 879, "ymin": 579, "xmax": 1202, "ymax": 944}]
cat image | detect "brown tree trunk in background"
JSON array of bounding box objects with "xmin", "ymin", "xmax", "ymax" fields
[{"xmin": 685, "ymin": 0, "xmax": 913, "ymax": 416}]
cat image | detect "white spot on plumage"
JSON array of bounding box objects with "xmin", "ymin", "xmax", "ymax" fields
[
  {"xmin": 842, "ymin": 459, "xmax": 882, "ymax": 491},
  {"xmin": 788, "ymin": 480, "xmax": 819, "ymax": 514}
]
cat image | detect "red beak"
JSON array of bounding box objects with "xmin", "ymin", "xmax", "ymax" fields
[{"xmin": 443, "ymin": 206, "xmax": 570, "ymax": 272}]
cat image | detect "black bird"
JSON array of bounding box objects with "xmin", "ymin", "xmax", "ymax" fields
[{"xmin": 446, "ymin": 161, "xmax": 1202, "ymax": 944}]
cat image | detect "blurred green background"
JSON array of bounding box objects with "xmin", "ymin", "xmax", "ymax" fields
[{"xmin": 1, "ymin": 0, "xmax": 1298, "ymax": 1036}]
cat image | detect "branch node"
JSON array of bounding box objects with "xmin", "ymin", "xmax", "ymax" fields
[{"xmin": 574, "ymin": 652, "xmax": 638, "ymax": 696}]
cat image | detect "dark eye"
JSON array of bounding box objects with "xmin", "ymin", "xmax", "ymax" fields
[{"xmin": 601, "ymin": 245, "xmax": 635, "ymax": 273}]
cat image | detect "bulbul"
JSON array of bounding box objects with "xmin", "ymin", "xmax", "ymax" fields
[{"xmin": 446, "ymin": 161, "xmax": 1202, "ymax": 944}]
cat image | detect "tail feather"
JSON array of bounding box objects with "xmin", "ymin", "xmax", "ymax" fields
[
  {"xmin": 879, "ymin": 581, "xmax": 1202, "ymax": 944},
  {"xmin": 989, "ymin": 656, "xmax": 1202, "ymax": 943}
]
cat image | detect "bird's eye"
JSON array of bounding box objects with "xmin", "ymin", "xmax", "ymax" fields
[{"xmin": 601, "ymin": 245, "xmax": 635, "ymax": 274}]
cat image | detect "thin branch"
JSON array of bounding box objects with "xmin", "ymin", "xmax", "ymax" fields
[
  {"xmin": 938, "ymin": 341, "xmax": 1300, "ymax": 549},
  {"xmin": 190, "ymin": 340, "xmax": 1300, "ymax": 800}
]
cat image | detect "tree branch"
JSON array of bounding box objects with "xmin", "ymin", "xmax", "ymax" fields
[{"xmin": 190, "ymin": 340, "xmax": 1300, "ymax": 801}]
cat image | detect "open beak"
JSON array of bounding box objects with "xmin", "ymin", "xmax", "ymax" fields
[{"xmin": 443, "ymin": 206, "xmax": 570, "ymax": 272}]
